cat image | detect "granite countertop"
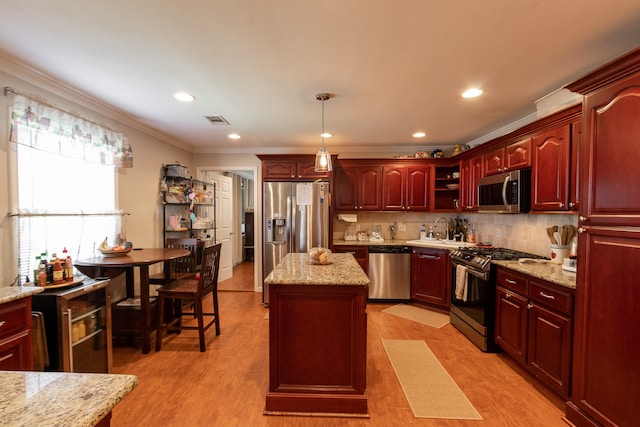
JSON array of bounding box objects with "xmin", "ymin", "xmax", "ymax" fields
[
  {"xmin": 0, "ymin": 286, "xmax": 44, "ymax": 304},
  {"xmin": 333, "ymin": 239, "xmax": 411, "ymax": 246},
  {"xmin": 492, "ymin": 260, "xmax": 576, "ymax": 289},
  {"xmin": 0, "ymin": 371, "xmax": 138, "ymax": 427},
  {"xmin": 265, "ymin": 253, "xmax": 370, "ymax": 286},
  {"xmin": 333, "ymin": 239, "xmax": 576, "ymax": 289}
]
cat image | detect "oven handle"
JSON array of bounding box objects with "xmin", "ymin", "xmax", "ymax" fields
[{"xmin": 453, "ymin": 261, "xmax": 489, "ymax": 281}]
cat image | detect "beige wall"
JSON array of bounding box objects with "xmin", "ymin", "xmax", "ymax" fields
[{"xmin": 0, "ymin": 70, "xmax": 192, "ymax": 285}]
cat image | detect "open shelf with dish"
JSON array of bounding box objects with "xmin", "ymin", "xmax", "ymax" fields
[{"xmin": 432, "ymin": 165, "xmax": 460, "ymax": 210}]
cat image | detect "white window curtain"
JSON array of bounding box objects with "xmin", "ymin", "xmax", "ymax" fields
[{"xmin": 8, "ymin": 92, "xmax": 129, "ymax": 284}]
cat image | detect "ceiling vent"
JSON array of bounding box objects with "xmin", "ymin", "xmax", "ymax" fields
[{"xmin": 204, "ymin": 115, "xmax": 230, "ymax": 125}]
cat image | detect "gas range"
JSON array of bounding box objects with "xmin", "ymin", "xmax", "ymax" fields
[{"xmin": 449, "ymin": 247, "xmax": 547, "ymax": 272}]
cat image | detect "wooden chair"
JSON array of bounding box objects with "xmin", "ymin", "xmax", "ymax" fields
[
  {"xmin": 149, "ymin": 238, "xmax": 198, "ymax": 285},
  {"xmin": 155, "ymin": 243, "xmax": 222, "ymax": 352}
]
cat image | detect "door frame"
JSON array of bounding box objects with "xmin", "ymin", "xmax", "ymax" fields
[{"xmin": 197, "ymin": 166, "xmax": 261, "ymax": 293}]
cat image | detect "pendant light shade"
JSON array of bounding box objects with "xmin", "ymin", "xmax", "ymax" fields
[{"xmin": 314, "ymin": 93, "xmax": 333, "ymax": 172}]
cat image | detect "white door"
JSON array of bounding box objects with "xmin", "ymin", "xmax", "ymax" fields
[{"xmin": 203, "ymin": 171, "xmax": 233, "ymax": 282}]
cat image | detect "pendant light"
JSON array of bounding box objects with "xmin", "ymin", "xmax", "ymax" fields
[{"xmin": 314, "ymin": 93, "xmax": 333, "ymax": 172}]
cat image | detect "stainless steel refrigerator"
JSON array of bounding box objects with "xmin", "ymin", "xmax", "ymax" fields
[{"xmin": 262, "ymin": 181, "xmax": 330, "ymax": 304}]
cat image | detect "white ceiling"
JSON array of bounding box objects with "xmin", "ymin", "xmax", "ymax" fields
[{"xmin": 1, "ymin": 1, "xmax": 640, "ymax": 157}]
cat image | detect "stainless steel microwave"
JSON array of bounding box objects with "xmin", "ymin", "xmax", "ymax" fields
[{"xmin": 478, "ymin": 169, "xmax": 531, "ymax": 213}]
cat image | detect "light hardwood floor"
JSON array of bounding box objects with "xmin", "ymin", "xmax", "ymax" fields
[{"xmin": 111, "ymin": 261, "xmax": 567, "ymax": 426}]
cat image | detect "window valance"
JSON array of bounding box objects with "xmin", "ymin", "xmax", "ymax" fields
[{"xmin": 9, "ymin": 94, "xmax": 133, "ymax": 168}]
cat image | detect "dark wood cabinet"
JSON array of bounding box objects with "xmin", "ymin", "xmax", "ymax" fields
[
  {"xmin": 382, "ymin": 164, "xmax": 431, "ymax": 211},
  {"xmin": 0, "ymin": 297, "xmax": 33, "ymax": 371},
  {"xmin": 495, "ymin": 286, "xmax": 528, "ymax": 364},
  {"xmin": 494, "ymin": 267, "xmax": 574, "ymax": 399},
  {"xmin": 432, "ymin": 165, "xmax": 460, "ymax": 211},
  {"xmin": 483, "ymin": 138, "xmax": 531, "ymax": 176},
  {"xmin": 410, "ymin": 247, "xmax": 449, "ymax": 308},
  {"xmin": 259, "ymin": 155, "xmax": 331, "ymax": 181},
  {"xmin": 332, "ymin": 245, "xmax": 368, "ymax": 273},
  {"xmin": 266, "ymin": 283, "xmax": 368, "ymax": 415},
  {"xmin": 460, "ymin": 155, "xmax": 482, "ymax": 211},
  {"xmin": 531, "ymin": 124, "xmax": 571, "ymax": 211},
  {"xmin": 334, "ymin": 162, "xmax": 382, "ymax": 211},
  {"xmin": 568, "ymin": 118, "xmax": 581, "ymax": 211},
  {"xmin": 564, "ymin": 48, "xmax": 640, "ymax": 427}
]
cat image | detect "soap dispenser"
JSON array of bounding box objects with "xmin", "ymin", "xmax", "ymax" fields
[
  {"xmin": 428, "ymin": 226, "xmax": 434, "ymax": 239},
  {"xmin": 420, "ymin": 224, "xmax": 426, "ymax": 240}
]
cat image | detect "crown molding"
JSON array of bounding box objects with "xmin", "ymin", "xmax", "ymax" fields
[{"xmin": 0, "ymin": 56, "xmax": 194, "ymax": 152}]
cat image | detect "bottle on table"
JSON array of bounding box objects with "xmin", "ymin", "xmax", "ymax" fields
[
  {"xmin": 63, "ymin": 247, "xmax": 73, "ymax": 281},
  {"xmin": 52, "ymin": 253, "xmax": 64, "ymax": 284}
]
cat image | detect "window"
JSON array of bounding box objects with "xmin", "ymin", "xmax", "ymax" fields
[{"xmin": 9, "ymin": 93, "xmax": 132, "ymax": 284}]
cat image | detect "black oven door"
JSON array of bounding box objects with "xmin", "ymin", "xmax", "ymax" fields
[{"xmin": 451, "ymin": 263, "xmax": 494, "ymax": 327}]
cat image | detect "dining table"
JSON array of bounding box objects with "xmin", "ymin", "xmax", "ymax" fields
[{"xmin": 74, "ymin": 247, "xmax": 190, "ymax": 354}]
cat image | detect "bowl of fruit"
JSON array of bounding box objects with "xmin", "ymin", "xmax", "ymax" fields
[
  {"xmin": 98, "ymin": 239, "xmax": 133, "ymax": 257},
  {"xmin": 308, "ymin": 247, "xmax": 332, "ymax": 265}
]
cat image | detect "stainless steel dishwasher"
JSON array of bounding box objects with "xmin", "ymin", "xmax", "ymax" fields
[{"xmin": 367, "ymin": 245, "xmax": 411, "ymax": 300}]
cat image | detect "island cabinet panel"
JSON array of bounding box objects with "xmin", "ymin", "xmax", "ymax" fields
[
  {"xmin": 0, "ymin": 297, "xmax": 33, "ymax": 371},
  {"xmin": 266, "ymin": 284, "xmax": 368, "ymax": 416}
]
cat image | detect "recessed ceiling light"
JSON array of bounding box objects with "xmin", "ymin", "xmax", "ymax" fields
[
  {"xmin": 321, "ymin": 132, "xmax": 333, "ymax": 138},
  {"xmin": 174, "ymin": 92, "xmax": 195, "ymax": 102},
  {"xmin": 413, "ymin": 132, "xmax": 426, "ymax": 138},
  {"xmin": 462, "ymin": 88, "xmax": 483, "ymax": 98},
  {"xmin": 228, "ymin": 133, "xmax": 241, "ymax": 140}
]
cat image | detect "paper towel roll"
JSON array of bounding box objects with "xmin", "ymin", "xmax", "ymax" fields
[{"xmin": 338, "ymin": 214, "xmax": 358, "ymax": 223}]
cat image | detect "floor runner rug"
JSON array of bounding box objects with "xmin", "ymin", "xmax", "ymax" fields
[
  {"xmin": 382, "ymin": 304, "xmax": 450, "ymax": 328},
  {"xmin": 381, "ymin": 339, "xmax": 483, "ymax": 420}
]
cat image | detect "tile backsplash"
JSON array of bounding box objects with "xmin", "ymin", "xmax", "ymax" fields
[{"xmin": 332, "ymin": 212, "xmax": 578, "ymax": 258}]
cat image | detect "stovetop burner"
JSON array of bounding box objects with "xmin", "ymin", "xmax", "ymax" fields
[
  {"xmin": 450, "ymin": 247, "xmax": 547, "ymax": 271},
  {"xmin": 459, "ymin": 247, "xmax": 547, "ymax": 260}
]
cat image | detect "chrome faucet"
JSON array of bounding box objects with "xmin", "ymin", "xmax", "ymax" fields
[{"xmin": 433, "ymin": 217, "xmax": 449, "ymax": 240}]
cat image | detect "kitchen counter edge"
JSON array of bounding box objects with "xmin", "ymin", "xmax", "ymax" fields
[
  {"xmin": 0, "ymin": 371, "xmax": 138, "ymax": 427},
  {"xmin": 0, "ymin": 286, "xmax": 44, "ymax": 304}
]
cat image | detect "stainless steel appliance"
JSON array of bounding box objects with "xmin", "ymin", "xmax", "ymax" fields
[
  {"xmin": 368, "ymin": 245, "xmax": 411, "ymax": 300},
  {"xmin": 262, "ymin": 181, "xmax": 330, "ymax": 304},
  {"xmin": 478, "ymin": 169, "xmax": 531, "ymax": 213},
  {"xmin": 31, "ymin": 278, "xmax": 112, "ymax": 373},
  {"xmin": 449, "ymin": 247, "xmax": 545, "ymax": 352}
]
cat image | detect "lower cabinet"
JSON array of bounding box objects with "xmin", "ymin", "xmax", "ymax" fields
[
  {"xmin": 332, "ymin": 245, "xmax": 368, "ymax": 273},
  {"xmin": 0, "ymin": 297, "xmax": 33, "ymax": 371},
  {"xmin": 495, "ymin": 267, "xmax": 574, "ymax": 399},
  {"xmin": 410, "ymin": 247, "xmax": 450, "ymax": 308}
]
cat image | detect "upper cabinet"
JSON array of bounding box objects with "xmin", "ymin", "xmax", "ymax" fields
[
  {"xmin": 568, "ymin": 118, "xmax": 581, "ymax": 211},
  {"xmin": 432, "ymin": 164, "xmax": 460, "ymax": 211},
  {"xmin": 460, "ymin": 155, "xmax": 482, "ymax": 211},
  {"xmin": 382, "ymin": 163, "xmax": 431, "ymax": 211},
  {"xmin": 483, "ymin": 138, "xmax": 531, "ymax": 176},
  {"xmin": 258, "ymin": 155, "xmax": 332, "ymax": 181},
  {"xmin": 531, "ymin": 124, "xmax": 571, "ymax": 211},
  {"xmin": 334, "ymin": 161, "xmax": 382, "ymax": 211}
]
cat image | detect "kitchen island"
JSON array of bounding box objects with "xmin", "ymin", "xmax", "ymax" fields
[
  {"xmin": 264, "ymin": 252, "xmax": 369, "ymax": 417},
  {"xmin": 0, "ymin": 370, "xmax": 137, "ymax": 426}
]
